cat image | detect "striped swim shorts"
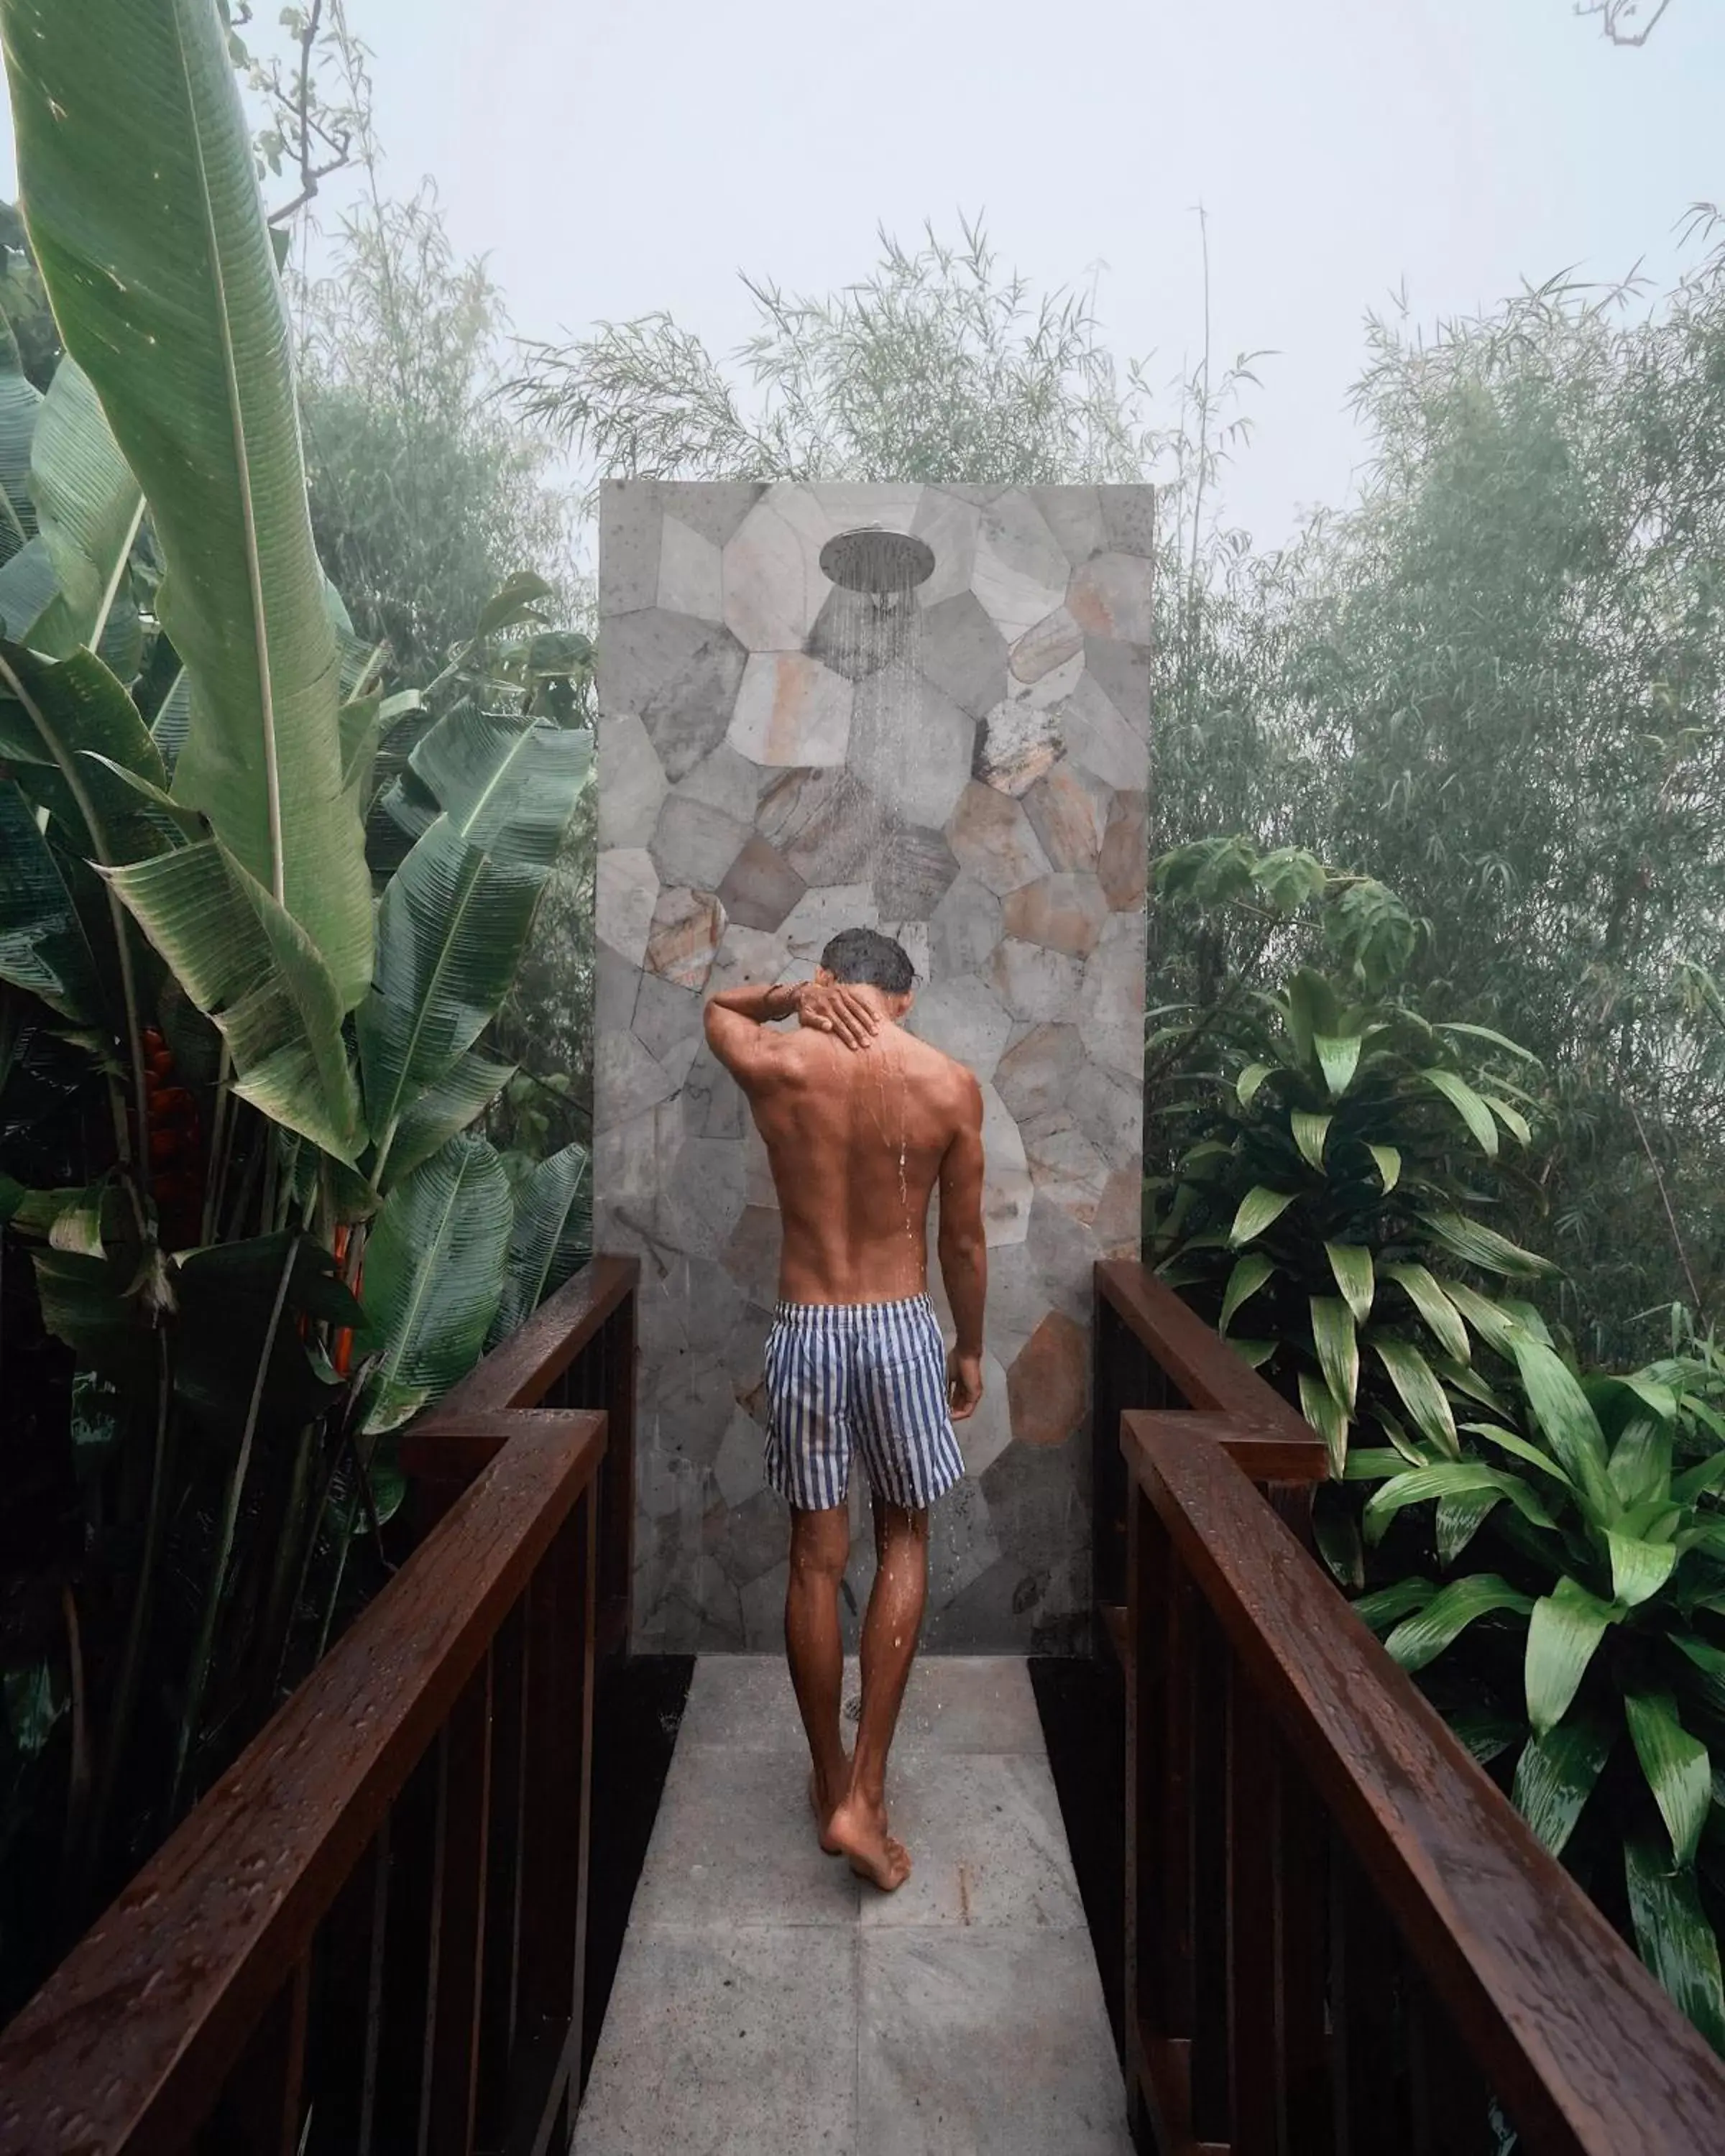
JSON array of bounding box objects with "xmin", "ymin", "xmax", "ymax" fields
[{"xmin": 762, "ymin": 1294, "xmax": 967, "ymax": 1513}]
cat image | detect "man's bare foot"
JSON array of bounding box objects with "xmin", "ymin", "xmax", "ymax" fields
[
  {"xmin": 809, "ymin": 1767, "xmax": 845, "ymax": 1855},
  {"xmin": 826, "ymin": 1792, "xmax": 912, "ymax": 1892}
]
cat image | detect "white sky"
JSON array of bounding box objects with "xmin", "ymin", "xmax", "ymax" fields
[{"xmin": 6, "ymin": 0, "xmax": 1722, "ymax": 545}]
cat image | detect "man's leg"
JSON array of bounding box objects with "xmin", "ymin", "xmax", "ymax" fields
[
  {"xmin": 827, "ymin": 1491, "xmax": 926, "ymax": 1891},
  {"xmin": 784, "ymin": 1503, "xmax": 850, "ymax": 1850}
]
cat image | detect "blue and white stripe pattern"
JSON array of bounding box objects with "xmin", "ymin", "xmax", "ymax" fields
[{"xmin": 762, "ymin": 1294, "xmax": 967, "ymax": 1512}]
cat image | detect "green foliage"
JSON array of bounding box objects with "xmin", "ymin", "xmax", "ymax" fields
[
  {"xmin": 1151, "ymin": 253, "xmax": 1725, "ymax": 1361},
  {"xmin": 1149, "ymin": 844, "xmax": 1550, "ymax": 1475},
  {"xmin": 1351, "ymin": 1336, "xmax": 1725, "ymax": 2047},
  {"xmin": 293, "ymin": 187, "xmax": 581, "ymax": 684},
  {"xmin": 509, "ymin": 215, "xmax": 1154, "ymax": 492},
  {"xmin": 0, "ymin": 0, "xmax": 591, "ymax": 2012}
]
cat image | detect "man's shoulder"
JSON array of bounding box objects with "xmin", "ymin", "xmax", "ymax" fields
[{"xmin": 902, "ymin": 1031, "xmax": 983, "ymax": 1114}]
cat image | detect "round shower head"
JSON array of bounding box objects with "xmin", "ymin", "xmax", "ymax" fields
[{"xmin": 819, "ymin": 528, "xmax": 936, "ymax": 595}]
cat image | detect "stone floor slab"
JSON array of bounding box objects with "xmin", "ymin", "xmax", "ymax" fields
[
  {"xmin": 574, "ymin": 1925, "xmax": 859, "ymax": 2155},
  {"xmin": 859, "ymin": 1750, "xmax": 1085, "ymax": 1932},
  {"xmin": 676, "ymin": 1652, "xmax": 1044, "ymax": 1760},
  {"xmin": 858, "ymin": 1928, "xmax": 1133, "ymax": 2155},
  {"xmin": 630, "ymin": 1740, "xmax": 861, "ymax": 1929},
  {"xmin": 576, "ymin": 1657, "xmax": 1124, "ymax": 2153}
]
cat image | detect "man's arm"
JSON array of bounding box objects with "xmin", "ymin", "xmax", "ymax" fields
[
  {"xmin": 702, "ymin": 980, "xmax": 802, "ymax": 1088},
  {"xmin": 702, "ymin": 976, "xmax": 880, "ymax": 1086},
  {"xmin": 936, "ymin": 1071, "xmax": 988, "ymax": 1420}
]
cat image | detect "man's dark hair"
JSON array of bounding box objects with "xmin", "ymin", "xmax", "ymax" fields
[{"xmin": 820, "ymin": 926, "xmax": 914, "ymax": 995}]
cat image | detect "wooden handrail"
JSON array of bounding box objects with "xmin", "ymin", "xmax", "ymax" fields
[
  {"xmin": 1121, "ymin": 1408, "xmax": 1725, "ymax": 2154},
  {"xmin": 1096, "ymin": 1258, "xmax": 1326, "ymax": 1469},
  {"xmin": 426, "ymin": 1254, "xmax": 637, "ymax": 1420},
  {"xmin": 0, "ymin": 1410, "xmax": 605, "ymax": 2155}
]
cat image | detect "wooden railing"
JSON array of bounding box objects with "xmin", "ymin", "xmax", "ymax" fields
[
  {"xmin": 1092, "ymin": 1258, "xmax": 1326, "ymax": 1655},
  {"xmin": 1097, "ymin": 1260, "xmax": 1725, "ymax": 2154},
  {"xmin": 0, "ymin": 1256, "xmax": 638, "ymax": 2156}
]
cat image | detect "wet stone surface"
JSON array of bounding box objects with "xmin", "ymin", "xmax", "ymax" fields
[{"xmin": 574, "ymin": 1656, "xmax": 1131, "ymax": 2155}]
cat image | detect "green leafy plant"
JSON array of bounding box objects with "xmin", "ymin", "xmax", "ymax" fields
[
  {"xmin": 0, "ymin": 0, "xmax": 592, "ymax": 2009},
  {"xmin": 1351, "ymin": 1331, "xmax": 1725, "ymax": 2045},
  {"xmin": 1149, "ymin": 842, "xmax": 1554, "ymax": 1480}
]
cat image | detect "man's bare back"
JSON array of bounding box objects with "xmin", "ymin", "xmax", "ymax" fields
[{"xmin": 703, "ymin": 961, "xmax": 987, "ymax": 1409}]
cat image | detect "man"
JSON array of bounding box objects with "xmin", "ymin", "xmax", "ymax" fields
[{"xmin": 703, "ymin": 927, "xmax": 986, "ymax": 1892}]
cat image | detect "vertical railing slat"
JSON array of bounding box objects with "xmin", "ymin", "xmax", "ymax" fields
[
  {"xmin": 1226, "ymin": 1651, "xmax": 1279, "ymax": 2156},
  {"xmin": 426, "ymin": 1651, "xmax": 496, "ymax": 2156}
]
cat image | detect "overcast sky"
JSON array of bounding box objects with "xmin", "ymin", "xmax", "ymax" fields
[{"xmin": 6, "ymin": 1, "xmax": 1721, "ymax": 545}]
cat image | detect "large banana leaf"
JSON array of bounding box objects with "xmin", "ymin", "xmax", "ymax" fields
[
  {"xmin": 359, "ymin": 712, "xmax": 589, "ymax": 1169},
  {"xmin": 0, "ymin": 778, "xmax": 103, "ymax": 1021},
  {"xmin": 0, "ymin": 306, "xmax": 41, "ymax": 563},
  {"xmin": 172, "ymin": 1230, "xmax": 362, "ymax": 1444},
  {"xmin": 356, "ymin": 1132, "xmax": 513, "ymax": 1434},
  {"xmin": 0, "ymin": 640, "xmax": 169, "ymax": 867},
  {"xmin": 106, "ymin": 837, "xmax": 362, "ymax": 1162},
  {"xmin": 1, "ymin": 0, "xmax": 372, "ymax": 1007},
  {"xmin": 28, "ymin": 356, "xmax": 143, "ymax": 660},
  {"xmin": 487, "ymin": 1143, "xmax": 592, "ymax": 1347},
  {"xmin": 382, "ymin": 1046, "xmax": 515, "ymax": 1192}
]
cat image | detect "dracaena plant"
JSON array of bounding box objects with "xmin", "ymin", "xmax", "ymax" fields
[
  {"xmin": 0, "ymin": 0, "xmax": 589, "ymax": 2004},
  {"xmin": 1149, "ymin": 929, "xmax": 1555, "ymax": 1477},
  {"xmin": 1351, "ymin": 1330, "xmax": 1725, "ymax": 2049}
]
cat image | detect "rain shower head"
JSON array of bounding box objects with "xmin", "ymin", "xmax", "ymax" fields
[{"xmin": 819, "ymin": 528, "xmax": 936, "ymax": 594}]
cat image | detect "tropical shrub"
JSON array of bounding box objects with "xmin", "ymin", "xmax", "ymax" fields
[
  {"xmin": 1351, "ymin": 1330, "xmax": 1725, "ymax": 2045},
  {"xmin": 1154, "ymin": 853, "xmax": 1725, "ymax": 2043},
  {"xmin": 1147, "ymin": 841, "xmax": 1555, "ymax": 1484},
  {"xmin": 0, "ymin": 0, "xmax": 590, "ymax": 2006}
]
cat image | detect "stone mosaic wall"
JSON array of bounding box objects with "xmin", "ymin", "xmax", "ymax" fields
[{"xmin": 595, "ymin": 481, "xmax": 1151, "ymax": 1651}]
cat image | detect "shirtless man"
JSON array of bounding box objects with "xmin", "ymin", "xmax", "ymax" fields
[{"xmin": 703, "ymin": 926, "xmax": 986, "ymax": 1892}]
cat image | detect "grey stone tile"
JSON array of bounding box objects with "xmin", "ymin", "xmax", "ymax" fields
[
  {"xmin": 575, "ymin": 1926, "xmax": 859, "ymax": 2156},
  {"xmin": 678, "ymin": 1654, "xmax": 1045, "ymax": 1763},
  {"xmin": 857, "ymin": 1930, "xmax": 1132, "ymax": 2155},
  {"xmin": 873, "ymin": 824, "xmax": 960, "ymax": 921},
  {"xmin": 676, "ymin": 1653, "xmax": 803, "ymax": 1750},
  {"xmin": 597, "ymin": 481, "xmax": 661, "ymax": 616},
  {"xmin": 921, "ymin": 590, "xmax": 1008, "ymax": 719},
  {"xmin": 891, "ymin": 1654, "xmax": 1043, "ymax": 1758},
  {"xmin": 860, "ymin": 1750, "xmax": 1085, "ymax": 1932},
  {"xmin": 648, "ymin": 791, "xmax": 753, "ymax": 890},
  {"xmin": 631, "ymin": 1741, "xmax": 862, "ymax": 1929}
]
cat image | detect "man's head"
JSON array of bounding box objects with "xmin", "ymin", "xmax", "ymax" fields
[{"xmin": 816, "ymin": 927, "xmax": 915, "ymax": 1018}]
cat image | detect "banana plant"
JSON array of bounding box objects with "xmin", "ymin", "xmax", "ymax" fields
[
  {"xmin": 1150, "ymin": 959, "xmax": 1555, "ymax": 1474},
  {"xmin": 1351, "ymin": 1332, "xmax": 1725, "ymax": 2051},
  {"xmin": 0, "ymin": 0, "xmax": 593, "ymax": 1968}
]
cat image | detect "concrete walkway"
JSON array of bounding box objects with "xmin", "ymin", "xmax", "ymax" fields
[{"xmin": 575, "ymin": 1655, "xmax": 1132, "ymax": 2156}]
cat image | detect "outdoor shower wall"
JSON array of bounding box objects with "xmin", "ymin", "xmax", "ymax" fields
[{"xmin": 595, "ymin": 480, "xmax": 1153, "ymax": 1651}]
